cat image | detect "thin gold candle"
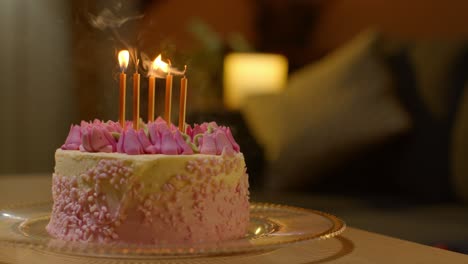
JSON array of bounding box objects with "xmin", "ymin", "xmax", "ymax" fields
[
  {"xmin": 148, "ymin": 76, "xmax": 155, "ymax": 122},
  {"xmin": 164, "ymin": 70, "xmax": 173, "ymax": 126},
  {"xmin": 179, "ymin": 66, "xmax": 188, "ymax": 132},
  {"xmin": 118, "ymin": 50, "xmax": 130, "ymax": 128},
  {"xmin": 133, "ymin": 61, "xmax": 140, "ymax": 130},
  {"xmin": 148, "ymin": 57, "xmax": 160, "ymax": 122}
]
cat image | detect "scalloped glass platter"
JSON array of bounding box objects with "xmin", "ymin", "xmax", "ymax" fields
[{"xmin": 0, "ymin": 202, "xmax": 345, "ymax": 259}]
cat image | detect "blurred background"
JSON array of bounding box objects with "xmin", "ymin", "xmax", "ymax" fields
[{"xmin": 2, "ymin": 0, "xmax": 468, "ymax": 254}]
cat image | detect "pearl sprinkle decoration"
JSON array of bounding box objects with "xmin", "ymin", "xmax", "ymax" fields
[{"xmin": 47, "ymin": 159, "xmax": 133, "ymax": 242}]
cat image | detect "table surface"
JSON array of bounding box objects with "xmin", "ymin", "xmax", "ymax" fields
[{"xmin": 0, "ymin": 174, "xmax": 467, "ymax": 264}]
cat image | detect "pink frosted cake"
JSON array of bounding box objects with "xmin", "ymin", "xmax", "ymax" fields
[{"xmin": 46, "ymin": 118, "xmax": 249, "ymax": 244}]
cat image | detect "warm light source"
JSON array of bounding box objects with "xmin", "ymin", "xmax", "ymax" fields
[
  {"xmin": 152, "ymin": 54, "xmax": 169, "ymax": 73},
  {"xmin": 117, "ymin": 49, "xmax": 130, "ymax": 127},
  {"xmin": 118, "ymin": 50, "xmax": 130, "ymax": 72},
  {"xmin": 254, "ymin": 227, "xmax": 262, "ymax": 235},
  {"xmin": 223, "ymin": 53, "xmax": 288, "ymax": 110}
]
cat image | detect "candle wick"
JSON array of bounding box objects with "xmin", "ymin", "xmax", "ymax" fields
[
  {"xmin": 135, "ymin": 59, "xmax": 140, "ymax": 73},
  {"xmin": 183, "ymin": 65, "xmax": 187, "ymax": 77}
]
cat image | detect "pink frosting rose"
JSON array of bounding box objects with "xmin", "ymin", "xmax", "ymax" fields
[
  {"xmin": 198, "ymin": 126, "xmax": 240, "ymax": 155},
  {"xmin": 81, "ymin": 119, "xmax": 104, "ymax": 128},
  {"xmin": 217, "ymin": 126, "xmax": 240, "ymax": 152},
  {"xmin": 83, "ymin": 120, "xmax": 123, "ymax": 133},
  {"xmin": 61, "ymin": 125, "xmax": 81, "ymax": 150},
  {"xmin": 104, "ymin": 120, "xmax": 123, "ymax": 133},
  {"xmin": 146, "ymin": 119, "xmax": 193, "ymax": 155},
  {"xmin": 117, "ymin": 129, "xmax": 144, "ymax": 155},
  {"xmin": 160, "ymin": 130, "xmax": 179, "ymax": 155},
  {"xmin": 199, "ymin": 133, "xmax": 217, "ymax": 154},
  {"xmin": 189, "ymin": 122, "xmax": 218, "ymax": 138},
  {"xmin": 174, "ymin": 130, "xmax": 193, "ymax": 155},
  {"xmin": 63, "ymin": 117, "xmax": 238, "ymax": 156},
  {"xmin": 79, "ymin": 124, "xmax": 117, "ymax": 153},
  {"xmin": 137, "ymin": 129, "xmax": 159, "ymax": 154},
  {"xmin": 147, "ymin": 122, "xmax": 162, "ymax": 153}
]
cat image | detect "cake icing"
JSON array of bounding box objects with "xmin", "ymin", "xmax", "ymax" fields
[{"xmin": 47, "ymin": 118, "xmax": 249, "ymax": 244}]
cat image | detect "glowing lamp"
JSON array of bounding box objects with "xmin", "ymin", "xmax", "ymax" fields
[{"xmin": 223, "ymin": 53, "xmax": 288, "ymax": 110}]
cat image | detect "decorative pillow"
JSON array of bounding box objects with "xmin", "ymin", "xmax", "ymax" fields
[
  {"xmin": 389, "ymin": 42, "xmax": 468, "ymax": 202},
  {"xmin": 452, "ymin": 81, "xmax": 468, "ymax": 203},
  {"xmin": 242, "ymin": 30, "xmax": 411, "ymax": 191},
  {"xmin": 407, "ymin": 41, "xmax": 467, "ymax": 118}
]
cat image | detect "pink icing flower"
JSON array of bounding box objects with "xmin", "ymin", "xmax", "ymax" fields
[
  {"xmin": 199, "ymin": 133, "xmax": 217, "ymax": 155},
  {"xmin": 146, "ymin": 120, "xmax": 193, "ymax": 155},
  {"xmin": 65, "ymin": 117, "xmax": 239, "ymax": 156},
  {"xmin": 214, "ymin": 130, "xmax": 234, "ymax": 154},
  {"xmin": 174, "ymin": 130, "xmax": 193, "ymax": 155},
  {"xmin": 189, "ymin": 122, "xmax": 218, "ymax": 138},
  {"xmin": 61, "ymin": 125, "xmax": 81, "ymax": 150},
  {"xmin": 147, "ymin": 122, "xmax": 162, "ymax": 153},
  {"xmin": 124, "ymin": 121, "xmax": 133, "ymax": 130},
  {"xmin": 186, "ymin": 125, "xmax": 193, "ymax": 138},
  {"xmin": 198, "ymin": 126, "xmax": 240, "ymax": 155},
  {"xmin": 80, "ymin": 120, "xmax": 103, "ymax": 129},
  {"xmin": 148, "ymin": 119, "xmax": 173, "ymax": 154},
  {"xmin": 117, "ymin": 129, "xmax": 144, "ymax": 155},
  {"xmin": 137, "ymin": 129, "xmax": 158, "ymax": 154},
  {"xmin": 160, "ymin": 130, "xmax": 178, "ymax": 155},
  {"xmin": 80, "ymin": 120, "xmax": 90, "ymax": 128},
  {"xmin": 152, "ymin": 121, "xmax": 179, "ymax": 155},
  {"xmin": 80, "ymin": 125, "xmax": 117, "ymax": 153},
  {"xmin": 104, "ymin": 121, "xmax": 122, "ymax": 133},
  {"xmin": 191, "ymin": 124, "xmax": 206, "ymax": 137},
  {"xmin": 217, "ymin": 126, "xmax": 240, "ymax": 152}
]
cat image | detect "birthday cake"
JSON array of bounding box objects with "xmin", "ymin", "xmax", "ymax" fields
[{"xmin": 46, "ymin": 118, "xmax": 250, "ymax": 244}]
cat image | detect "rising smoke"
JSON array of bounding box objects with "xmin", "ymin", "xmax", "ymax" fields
[{"xmin": 88, "ymin": 6, "xmax": 183, "ymax": 77}]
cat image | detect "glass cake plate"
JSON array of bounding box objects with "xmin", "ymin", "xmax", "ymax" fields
[{"xmin": 0, "ymin": 202, "xmax": 345, "ymax": 259}]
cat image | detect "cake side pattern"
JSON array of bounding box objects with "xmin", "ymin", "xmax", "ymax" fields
[
  {"xmin": 46, "ymin": 159, "xmax": 132, "ymax": 242},
  {"xmin": 47, "ymin": 152, "xmax": 249, "ymax": 244}
]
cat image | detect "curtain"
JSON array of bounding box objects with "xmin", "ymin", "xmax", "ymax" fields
[{"xmin": 0, "ymin": 0, "xmax": 75, "ymax": 174}]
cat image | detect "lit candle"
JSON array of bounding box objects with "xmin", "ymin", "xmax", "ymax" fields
[
  {"xmin": 179, "ymin": 66, "xmax": 188, "ymax": 132},
  {"xmin": 133, "ymin": 59, "xmax": 141, "ymax": 130},
  {"xmin": 148, "ymin": 58, "xmax": 157, "ymax": 122},
  {"xmin": 148, "ymin": 76, "xmax": 155, "ymax": 122},
  {"xmin": 118, "ymin": 50, "xmax": 130, "ymax": 128},
  {"xmin": 150, "ymin": 55, "xmax": 170, "ymax": 123},
  {"xmin": 164, "ymin": 60, "xmax": 173, "ymax": 126}
]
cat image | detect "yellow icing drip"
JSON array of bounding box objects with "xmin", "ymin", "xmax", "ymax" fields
[{"xmin": 54, "ymin": 149, "xmax": 245, "ymax": 195}]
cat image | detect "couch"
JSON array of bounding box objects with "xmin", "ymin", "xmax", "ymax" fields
[{"xmin": 242, "ymin": 30, "xmax": 468, "ymax": 253}]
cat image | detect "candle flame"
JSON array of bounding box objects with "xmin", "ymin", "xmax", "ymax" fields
[
  {"xmin": 118, "ymin": 50, "xmax": 130, "ymax": 72},
  {"xmin": 152, "ymin": 54, "xmax": 169, "ymax": 73}
]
